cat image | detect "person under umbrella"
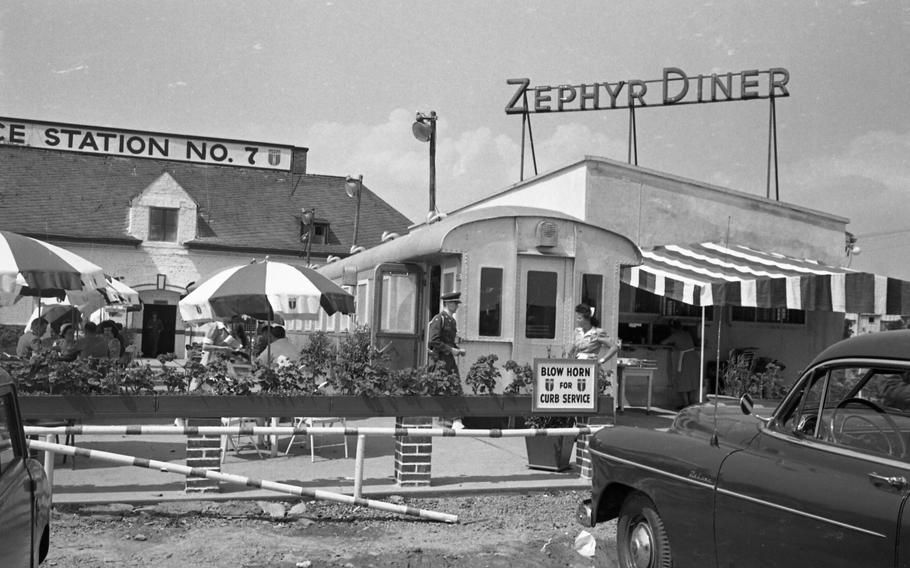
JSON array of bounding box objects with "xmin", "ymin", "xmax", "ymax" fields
[
  {"xmin": 256, "ymin": 324, "xmax": 299, "ymax": 367},
  {"xmin": 55, "ymin": 323, "xmax": 79, "ymax": 362},
  {"xmin": 75, "ymin": 322, "xmax": 109, "ymax": 359},
  {"xmin": 17, "ymin": 317, "xmax": 48, "ymax": 359}
]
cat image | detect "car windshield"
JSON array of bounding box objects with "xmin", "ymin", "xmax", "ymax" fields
[{"xmin": 777, "ymin": 363, "xmax": 910, "ymax": 461}]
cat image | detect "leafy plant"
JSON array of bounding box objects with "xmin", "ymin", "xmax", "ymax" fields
[
  {"xmin": 523, "ymin": 414, "xmax": 577, "ymax": 429},
  {"xmin": 503, "ymin": 360, "xmax": 534, "ymax": 394},
  {"xmin": 465, "ymin": 354, "xmax": 500, "ymax": 394},
  {"xmin": 721, "ymin": 355, "xmax": 788, "ymax": 399},
  {"xmin": 157, "ymin": 354, "xmax": 189, "ymax": 393}
]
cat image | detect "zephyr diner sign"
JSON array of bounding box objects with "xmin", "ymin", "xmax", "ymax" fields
[{"xmin": 505, "ymin": 66, "xmax": 789, "ymax": 114}]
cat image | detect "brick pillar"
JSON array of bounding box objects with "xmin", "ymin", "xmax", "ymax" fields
[
  {"xmin": 394, "ymin": 416, "xmax": 433, "ymax": 487},
  {"xmin": 575, "ymin": 417, "xmax": 592, "ymax": 479},
  {"xmin": 185, "ymin": 418, "xmax": 222, "ymax": 493}
]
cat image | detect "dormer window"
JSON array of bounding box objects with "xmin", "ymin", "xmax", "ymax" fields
[
  {"xmin": 300, "ymin": 212, "xmax": 330, "ymax": 245},
  {"xmin": 312, "ymin": 222, "xmax": 328, "ymax": 245},
  {"xmin": 149, "ymin": 207, "xmax": 178, "ymax": 242}
]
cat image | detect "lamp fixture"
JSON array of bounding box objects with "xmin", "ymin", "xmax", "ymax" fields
[{"xmin": 412, "ymin": 111, "xmax": 438, "ymax": 217}]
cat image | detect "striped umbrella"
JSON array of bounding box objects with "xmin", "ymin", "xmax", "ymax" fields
[
  {"xmin": 0, "ymin": 230, "xmax": 107, "ymax": 301},
  {"xmin": 178, "ymin": 260, "xmax": 355, "ymax": 323}
]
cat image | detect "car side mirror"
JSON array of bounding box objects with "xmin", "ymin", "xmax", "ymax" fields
[{"xmin": 740, "ymin": 393, "xmax": 770, "ymax": 423}]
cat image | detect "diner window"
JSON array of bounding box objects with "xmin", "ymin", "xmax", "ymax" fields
[
  {"xmin": 356, "ymin": 282, "xmax": 370, "ymax": 325},
  {"xmin": 379, "ymin": 272, "xmax": 417, "ymax": 334},
  {"xmin": 479, "ymin": 267, "xmax": 503, "ymax": 337},
  {"xmin": 732, "ymin": 306, "xmax": 805, "ymax": 325},
  {"xmin": 581, "ymin": 274, "xmax": 602, "ymax": 313},
  {"xmin": 148, "ymin": 207, "xmax": 178, "ymax": 242},
  {"xmin": 526, "ymin": 270, "xmax": 557, "ymax": 339}
]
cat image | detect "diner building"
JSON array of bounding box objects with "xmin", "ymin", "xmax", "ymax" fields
[
  {"xmin": 0, "ymin": 118, "xmax": 412, "ymax": 358},
  {"xmin": 455, "ymin": 156, "xmax": 910, "ymax": 408}
]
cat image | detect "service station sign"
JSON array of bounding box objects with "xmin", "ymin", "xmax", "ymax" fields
[
  {"xmin": 0, "ymin": 117, "xmax": 294, "ymax": 171},
  {"xmin": 532, "ymin": 358, "xmax": 598, "ymax": 414}
]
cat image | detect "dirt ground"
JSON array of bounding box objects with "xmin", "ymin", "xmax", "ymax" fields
[{"xmin": 43, "ymin": 490, "xmax": 618, "ymax": 567}]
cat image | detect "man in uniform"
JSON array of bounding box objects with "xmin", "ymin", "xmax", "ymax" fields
[
  {"xmin": 427, "ymin": 292, "xmax": 465, "ymax": 374},
  {"xmin": 427, "ymin": 291, "xmax": 466, "ymax": 429}
]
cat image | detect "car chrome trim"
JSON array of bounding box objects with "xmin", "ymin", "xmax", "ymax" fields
[
  {"xmin": 588, "ymin": 447, "xmax": 716, "ymax": 489},
  {"xmin": 715, "ymin": 486, "xmax": 886, "ymax": 538},
  {"xmin": 762, "ymin": 427, "xmax": 910, "ymax": 469},
  {"xmin": 591, "ymin": 445, "xmax": 887, "ymax": 539}
]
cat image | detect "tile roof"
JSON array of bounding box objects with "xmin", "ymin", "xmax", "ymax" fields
[{"xmin": 0, "ymin": 146, "xmax": 412, "ymax": 255}]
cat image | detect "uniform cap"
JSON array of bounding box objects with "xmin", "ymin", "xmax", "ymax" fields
[{"xmin": 441, "ymin": 292, "xmax": 461, "ymax": 303}]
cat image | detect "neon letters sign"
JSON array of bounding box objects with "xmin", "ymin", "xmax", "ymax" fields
[{"xmin": 505, "ymin": 67, "xmax": 789, "ymax": 114}]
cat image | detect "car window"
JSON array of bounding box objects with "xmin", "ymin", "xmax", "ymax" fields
[
  {"xmin": 0, "ymin": 394, "xmax": 18, "ymax": 475},
  {"xmin": 781, "ymin": 365, "xmax": 910, "ymax": 461}
]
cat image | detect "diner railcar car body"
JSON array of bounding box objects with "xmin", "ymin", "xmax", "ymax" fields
[{"xmin": 316, "ymin": 206, "xmax": 642, "ymax": 390}]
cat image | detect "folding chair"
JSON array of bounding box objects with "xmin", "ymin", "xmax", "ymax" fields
[
  {"xmin": 284, "ymin": 417, "xmax": 349, "ymax": 462},
  {"xmin": 220, "ymin": 417, "xmax": 266, "ymax": 463}
]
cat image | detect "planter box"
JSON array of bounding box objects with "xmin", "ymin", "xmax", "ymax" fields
[
  {"xmin": 18, "ymin": 394, "xmax": 615, "ymax": 422},
  {"xmin": 18, "ymin": 395, "xmax": 158, "ymax": 421},
  {"xmin": 525, "ymin": 436, "xmax": 575, "ymax": 472}
]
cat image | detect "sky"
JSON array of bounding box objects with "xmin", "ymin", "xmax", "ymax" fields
[{"xmin": 1, "ymin": 1, "xmax": 908, "ymax": 276}]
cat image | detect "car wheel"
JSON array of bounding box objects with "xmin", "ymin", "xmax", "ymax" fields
[{"xmin": 617, "ymin": 493, "xmax": 672, "ymax": 568}]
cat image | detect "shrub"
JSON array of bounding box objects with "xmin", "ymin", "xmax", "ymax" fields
[
  {"xmin": 721, "ymin": 355, "xmax": 787, "ymax": 399},
  {"xmin": 465, "ymin": 354, "xmax": 500, "ymax": 395},
  {"xmin": 502, "ymin": 360, "xmax": 534, "ymax": 394}
]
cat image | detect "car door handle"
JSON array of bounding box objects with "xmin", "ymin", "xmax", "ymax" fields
[{"xmin": 868, "ymin": 472, "xmax": 907, "ymax": 489}]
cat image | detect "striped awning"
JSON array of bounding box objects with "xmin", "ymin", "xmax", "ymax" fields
[{"xmin": 621, "ymin": 242, "xmax": 910, "ymax": 315}]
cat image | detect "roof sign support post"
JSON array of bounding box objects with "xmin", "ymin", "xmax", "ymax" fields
[
  {"xmin": 519, "ymin": 90, "xmax": 538, "ymax": 181},
  {"xmin": 627, "ymin": 104, "xmax": 639, "ymax": 166},
  {"xmin": 766, "ymin": 96, "xmax": 780, "ymax": 201}
]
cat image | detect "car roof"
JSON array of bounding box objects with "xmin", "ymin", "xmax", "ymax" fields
[{"xmin": 809, "ymin": 329, "xmax": 910, "ymax": 367}]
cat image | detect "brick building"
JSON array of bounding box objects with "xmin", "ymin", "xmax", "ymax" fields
[{"xmin": 0, "ymin": 118, "xmax": 412, "ymax": 358}]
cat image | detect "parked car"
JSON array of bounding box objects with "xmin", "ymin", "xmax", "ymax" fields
[
  {"xmin": 579, "ymin": 329, "xmax": 910, "ymax": 568},
  {"xmin": 0, "ymin": 368, "xmax": 51, "ymax": 566}
]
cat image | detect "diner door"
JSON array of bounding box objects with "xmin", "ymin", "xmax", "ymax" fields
[
  {"xmin": 515, "ymin": 256, "xmax": 569, "ymax": 364},
  {"xmin": 372, "ymin": 263, "xmax": 423, "ymax": 371}
]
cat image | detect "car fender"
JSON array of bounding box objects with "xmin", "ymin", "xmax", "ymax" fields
[{"xmin": 26, "ymin": 457, "xmax": 51, "ymax": 564}]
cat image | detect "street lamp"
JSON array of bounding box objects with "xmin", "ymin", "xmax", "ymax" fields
[
  {"xmin": 412, "ymin": 111, "xmax": 437, "ymax": 218},
  {"xmin": 345, "ymin": 174, "xmax": 363, "ymax": 253},
  {"xmin": 300, "ymin": 207, "xmax": 315, "ymax": 265}
]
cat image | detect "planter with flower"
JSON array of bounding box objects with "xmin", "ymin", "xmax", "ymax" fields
[
  {"xmin": 462, "ymin": 353, "xmax": 510, "ymax": 429},
  {"xmin": 503, "ymin": 359, "xmax": 577, "ymax": 472}
]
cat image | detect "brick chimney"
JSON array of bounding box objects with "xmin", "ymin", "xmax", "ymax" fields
[{"xmin": 291, "ymin": 147, "xmax": 308, "ymax": 175}]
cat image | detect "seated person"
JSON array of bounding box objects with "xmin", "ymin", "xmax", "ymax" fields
[
  {"xmin": 256, "ymin": 325, "xmax": 300, "ymax": 367},
  {"xmin": 98, "ymin": 320, "xmax": 124, "ymax": 361},
  {"xmin": 17, "ymin": 317, "xmax": 48, "ymax": 359},
  {"xmin": 54, "ymin": 323, "xmax": 79, "ymax": 361},
  {"xmin": 75, "ymin": 322, "xmax": 110, "ymax": 359},
  {"xmin": 200, "ymin": 319, "xmax": 243, "ymax": 366}
]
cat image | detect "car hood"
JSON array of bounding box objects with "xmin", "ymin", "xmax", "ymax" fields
[{"xmin": 671, "ymin": 399, "xmax": 766, "ymax": 447}]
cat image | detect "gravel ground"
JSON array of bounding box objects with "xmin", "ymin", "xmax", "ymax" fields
[{"xmin": 43, "ymin": 490, "xmax": 618, "ymax": 567}]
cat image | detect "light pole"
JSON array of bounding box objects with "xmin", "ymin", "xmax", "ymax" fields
[
  {"xmin": 412, "ymin": 111, "xmax": 437, "ymax": 218},
  {"xmin": 345, "ymin": 175, "xmax": 363, "ymax": 253},
  {"xmin": 300, "ymin": 207, "xmax": 315, "ymax": 265}
]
